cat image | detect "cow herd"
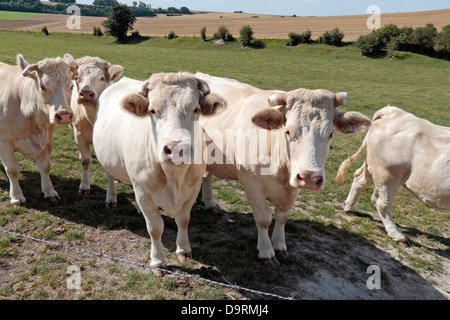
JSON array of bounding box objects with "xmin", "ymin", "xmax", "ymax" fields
[{"xmin": 0, "ymin": 54, "xmax": 448, "ymax": 275}]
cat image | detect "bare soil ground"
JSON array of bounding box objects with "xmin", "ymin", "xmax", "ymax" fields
[{"xmin": 0, "ymin": 9, "xmax": 449, "ymax": 41}]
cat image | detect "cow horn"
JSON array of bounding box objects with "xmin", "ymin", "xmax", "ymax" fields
[
  {"xmin": 197, "ymin": 78, "xmax": 211, "ymax": 96},
  {"xmin": 268, "ymin": 92, "xmax": 287, "ymax": 107},
  {"xmin": 138, "ymin": 79, "xmax": 150, "ymax": 97},
  {"xmin": 334, "ymin": 92, "xmax": 348, "ymax": 107}
]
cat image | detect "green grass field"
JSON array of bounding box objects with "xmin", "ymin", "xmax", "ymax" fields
[
  {"xmin": 0, "ymin": 30, "xmax": 449, "ymax": 300},
  {"xmin": 0, "ymin": 11, "xmax": 41, "ymax": 21}
]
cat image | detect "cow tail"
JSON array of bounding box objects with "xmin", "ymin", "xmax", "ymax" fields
[{"xmin": 336, "ymin": 134, "xmax": 368, "ymax": 183}]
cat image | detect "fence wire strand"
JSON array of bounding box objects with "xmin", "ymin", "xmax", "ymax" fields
[{"xmin": 0, "ymin": 228, "xmax": 295, "ymax": 300}]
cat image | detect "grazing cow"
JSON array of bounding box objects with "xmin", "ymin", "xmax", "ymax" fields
[
  {"xmin": 70, "ymin": 56, "xmax": 123, "ymax": 195},
  {"xmin": 0, "ymin": 54, "xmax": 77, "ymax": 206},
  {"xmin": 196, "ymin": 72, "xmax": 371, "ymax": 265},
  {"xmin": 336, "ymin": 106, "xmax": 450, "ymax": 246},
  {"xmin": 92, "ymin": 73, "xmax": 226, "ymax": 275}
]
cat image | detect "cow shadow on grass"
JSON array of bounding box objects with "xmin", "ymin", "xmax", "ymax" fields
[{"xmin": 1, "ymin": 170, "xmax": 448, "ymax": 300}]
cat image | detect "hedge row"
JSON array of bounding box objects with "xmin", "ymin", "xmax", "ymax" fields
[{"xmin": 356, "ymin": 23, "xmax": 450, "ymax": 59}]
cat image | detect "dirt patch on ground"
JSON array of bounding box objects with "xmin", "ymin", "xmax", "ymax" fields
[{"xmin": 1, "ymin": 9, "xmax": 449, "ymax": 41}]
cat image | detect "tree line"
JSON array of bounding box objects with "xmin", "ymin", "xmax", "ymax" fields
[{"xmin": 0, "ymin": 0, "xmax": 191, "ymax": 17}]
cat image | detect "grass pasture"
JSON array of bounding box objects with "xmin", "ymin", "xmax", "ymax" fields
[
  {"xmin": 0, "ymin": 11, "xmax": 41, "ymax": 21},
  {"xmin": 0, "ymin": 30, "xmax": 449, "ymax": 300}
]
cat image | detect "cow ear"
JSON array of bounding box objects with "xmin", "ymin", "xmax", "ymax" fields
[
  {"xmin": 17, "ymin": 54, "xmax": 38, "ymax": 80},
  {"xmin": 199, "ymin": 93, "xmax": 227, "ymax": 115},
  {"xmin": 251, "ymin": 108, "xmax": 286, "ymax": 130},
  {"xmin": 108, "ymin": 65, "xmax": 124, "ymax": 82},
  {"xmin": 334, "ymin": 110, "xmax": 371, "ymax": 134},
  {"xmin": 121, "ymin": 93, "xmax": 150, "ymax": 117},
  {"xmin": 63, "ymin": 53, "xmax": 79, "ymax": 80}
]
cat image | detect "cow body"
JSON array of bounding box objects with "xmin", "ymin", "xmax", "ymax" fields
[
  {"xmin": 337, "ymin": 106, "xmax": 450, "ymax": 245},
  {"xmin": 0, "ymin": 54, "xmax": 76, "ymax": 206},
  {"xmin": 196, "ymin": 72, "xmax": 371, "ymax": 264},
  {"xmin": 92, "ymin": 73, "xmax": 226, "ymax": 275},
  {"xmin": 70, "ymin": 56, "xmax": 123, "ymax": 195}
]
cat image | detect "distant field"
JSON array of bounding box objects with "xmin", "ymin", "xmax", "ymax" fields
[
  {"xmin": 0, "ymin": 9, "xmax": 449, "ymax": 40},
  {"xmin": 0, "ymin": 11, "xmax": 41, "ymax": 21}
]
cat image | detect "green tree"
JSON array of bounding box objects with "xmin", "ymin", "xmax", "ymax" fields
[
  {"xmin": 200, "ymin": 26, "xmax": 207, "ymax": 41},
  {"xmin": 239, "ymin": 25, "xmax": 254, "ymax": 47},
  {"xmin": 102, "ymin": 3, "xmax": 136, "ymax": 42}
]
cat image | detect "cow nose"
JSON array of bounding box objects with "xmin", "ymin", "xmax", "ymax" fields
[
  {"xmin": 55, "ymin": 112, "xmax": 73, "ymax": 125},
  {"xmin": 79, "ymin": 90, "xmax": 95, "ymax": 101},
  {"xmin": 296, "ymin": 172, "xmax": 323, "ymax": 190},
  {"xmin": 162, "ymin": 141, "xmax": 192, "ymax": 165}
]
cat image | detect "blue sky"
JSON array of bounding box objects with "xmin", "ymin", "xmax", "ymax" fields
[{"xmin": 74, "ymin": 1, "xmax": 450, "ymax": 16}]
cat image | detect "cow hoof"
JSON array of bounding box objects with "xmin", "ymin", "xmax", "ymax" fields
[
  {"xmin": 176, "ymin": 252, "xmax": 192, "ymax": 262},
  {"xmin": 275, "ymin": 250, "xmax": 289, "ymax": 260},
  {"xmin": 11, "ymin": 199, "xmax": 27, "ymax": 207},
  {"xmin": 105, "ymin": 202, "xmax": 117, "ymax": 210},
  {"xmin": 78, "ymin": 189, "xmax": 90, "ymax": 196},
  {"xmin": 259, "ymin": 256, "xmax": 280, "ymax": 266},
  {"xmin": 152, "ymin": 267, "xmax": 168, "ymax": 277},
  {"xmin": 46, "ymin": 195, "xmax": 60, "ymax": 202},
  {"xmin": 398, "ymin": 240, "xmax": 410, "ymax": 248}
]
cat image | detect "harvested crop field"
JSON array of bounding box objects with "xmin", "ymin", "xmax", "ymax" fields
[{"xmin": 0, "ymin": 9, "xmax": 449, "ymax": 41}]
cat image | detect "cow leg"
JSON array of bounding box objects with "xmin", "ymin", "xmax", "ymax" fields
[
  {"xmin": 105, "ymin": 173, "xmax": 117, "ymax": 210},
  {"xmin": 36, "ymin": 145, "xmax": 59, "ymax": 202},
  {"xmin": 272, "ymin": 209, "xmax": 289, "ymax": 259},
  {"xmin": 241, "ymin": 180, "xmax": 279, "ymax": 265},
  {"xmin": 0, "ymin": 142, "xmax": 26, "ymax": 206},
  {"xmin": 136, "ymin": 193, "xmax": 167, "ymax": 276},
  {"xmin": 201, "ymin": 171, "xmax": 219, "ymax": 211},
  {"xmin": 174, "ymin": 201, "xmax": 193, "ymax": 262},
  {"xmin": 372, "ymin": 184, "xmax": 407, "ymax": 244},
  {"xmin": 77, "ymin": 137, "xmax": 92, "ymax": 196},
  {"xmin": 344, "ymin": 162, "xmax": 373, "ymax": 212}
]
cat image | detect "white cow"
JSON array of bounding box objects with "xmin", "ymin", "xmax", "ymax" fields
[
  {"xmin": 70, "ymin": 56, "xmax": 123, "ymax": 195},
  {"xmin": 0, "ymin": 54, "xmax": 77, "ymax": 206},
  {"xmin": 336, "ymin": 106, "xmax": 450, "ymax": 246},
  {"xmin": 92, "ymin": 72, "xmax": 226, "ymax": 275},
  {"xmin": 196, "ymin": 72, "xmax": 371, "ymax": 265}
]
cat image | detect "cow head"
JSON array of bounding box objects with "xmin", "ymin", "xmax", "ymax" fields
[
  {"xmin": 74, "ymin": 56, "xmax": 123, "ymax": 105},
  {"xmin": 120, "ymin": 72, "xmax": 226, "ymax": 166},
  {"xmin": 18, "ymin": 54, "xmax": 77, "ymax": 125},
  {"xmin": 252, "ymin": 89, "xmax": 370, "ymax": 190}
]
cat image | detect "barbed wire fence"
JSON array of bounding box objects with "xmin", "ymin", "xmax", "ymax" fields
[{"xmin": 0, "ymin": 228, "xmax": 296, "ymax": 300}]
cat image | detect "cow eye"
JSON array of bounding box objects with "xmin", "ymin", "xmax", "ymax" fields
[
  {"xmin": 193, "ymin": 108, "xmax": 200, "ymax": 114},
  {"xmin": 99, "ymin": 76, "xmax": 105, "ymax": 81},
  {"xmin": 150, "ymin": 109, "xmax": 156, "ymax": 115},
  {"xmin": 40, "ymin": 85, "xmax": 47, "ymax": 93},
  {"xmin": 285, "ymin": 130, "xmax": 290, "ymax": 136},
  {"xmin": 329, "ymin": 132, "xmax": 333, "ymax": 139}
]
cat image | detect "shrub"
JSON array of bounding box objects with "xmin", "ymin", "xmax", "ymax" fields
[
  {"xmin": 395, "ymin": 26, "xmax": 414, "ymax": 52},
  {"xmin": 41, "ymin": 26, "xmax": 49, "ymax": 36},
  {"xmin": 167, "ymin": 31, "xmax": 177, "ymax": 39},
  {"xmin": 376, "ymin": 24, "xmax": 400, "ymax": 46},
  {"xmin": 355, "ymin": 31, "xmax": 383, "ymax": 56},
  {"xmin": 214, "ymin": 25, "xmax": 233, "ymax": 42},
  {"xmin": 318, "ymin": 27, "xmax": 344, "ymax": 46},
  {"xmin": 239, "ymin": 25, "xmax": 254, "ymax": 47},
  {"xmin": 93, "ymin": 26, "xmax": 103, "ymax": 36},
  {"xmin": 411, "ymin": 24, "xmax": 438, "ymax": 55},
  {"xmin": 200, "ymin": 26, "xmax": 206, "ymax": 41},
  {"xmin": 434, "ymin": 24, "xmax": 450, "ymax": 59},
  {"xmin": 286, "ymin": 30, "xmax": 312, "ymax": 46}
]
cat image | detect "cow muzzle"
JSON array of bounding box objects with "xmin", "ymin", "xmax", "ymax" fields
[
  {"xmin": 78, "ymin": 90, "xmax": 96, "ymax": 103},
  {"xmin": 293, "ymin": 171, "xmax": 324, "ymax": 190},
  {"xmin": 54, "ymin": 111, "xmax": 73, "ymax": 125},
  {"xmin": 162, "ymin": 141, "xmax": 192, "ymax": 165}
]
